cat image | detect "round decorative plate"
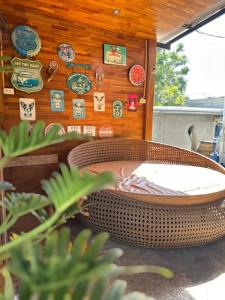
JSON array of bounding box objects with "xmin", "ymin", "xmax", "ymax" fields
[
  {"xmin": 67, "ymin": 73, "xmax": 92, "ymax": 95},
  {"xmin": 45, "ymin": 123, "xmax": 65, "ymax": 135},
  {"xmin": 57, "ymin": 43, "xmax": 75, "ymax": 62},
  {"xmin": 129, "ymin": 65, "xmax": 146, "ymax": 86},
  {"xmin": 11, "ymin": 25, "xmax": 41, "ymax": 57}
]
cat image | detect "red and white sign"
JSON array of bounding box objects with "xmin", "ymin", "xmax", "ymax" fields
[
  {"xmin": 98, "ymin": 124, "xmax": 113, "ymax": 138},
  {"xmin": 129, "ymin": 65, "xmax": 145, "ymax": 86}
]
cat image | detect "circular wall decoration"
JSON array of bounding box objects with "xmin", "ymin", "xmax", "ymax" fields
[
  {"xmin": 129, "ymin": 65, "xmax": 146, "ymax": 86},
  {"xmin": 67, "ymin": 73, "xmax": 92, "ymax": 95},
  {"xmin": 45, "ymin": 123, "xmax": 65, "ymax": 135},
  {"xmin": 11, "ymin": 25, "xmax": 41, "ymax": 57},
  {"xmin": 57, "ymin": 43, "xmax": 75, "ymax": 62}
]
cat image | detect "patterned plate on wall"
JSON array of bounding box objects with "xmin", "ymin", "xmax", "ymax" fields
[
  {"xmin": 129, "ymin": 65, "xmax": 145, "ymax": 86},
  {"xmin": 45, "ymin": 123, "xmax": 65, "ymax": 135},
  {"xmin": 67, "ymin": 73, "xmax": 92, "ymax": 95}
]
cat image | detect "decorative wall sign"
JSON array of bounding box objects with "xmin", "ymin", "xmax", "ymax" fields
[
  {"xmin": 72, "ymin": 99, "xmax": 85, "ymax": 119},
  {"xmin": 50, "ymin": 90, "xmax": 64, "ymax": 112},
  {"xmin": 67, "ymin": 73, "xmax": 92, "ymax": 95},
  {"xmin": 83, "ymin": 126, "xmax": 96, "ymax": 137},
  {"xmin": 129, "ymin": 65, "xmax": 146, "ymax": 86},
  {"xmin": 113, "ymin": 100, "xmax": 123, "ymax": 118},
  {"xmin": 128, "ymin": 93, "xmax": 138, "ymax": 112},
  {"xmin": 67, "ymin": 126, "xmax": 82, "ymax": 134},
  {"xmin": 47, "ymin": 60, "xmax": 58, "ymax": 82},
  {"xmin": 19, "ymin": 98, "xmax": 36, "ymax": 121},
  {"xmin": 66, "ymin": 63, "xmax": 91, "ymax": 70},
  {"xmin": 103, "ymin": 44, "xmax": 126, "ymax": 66},
  {"xmin": 57, "ymin": 44, "xmax": 75, "ymax": 62},
  {"xmin": 11, "ymin": 25, "xmax": 41, "ymax": 57},
  {"xmin": 45, "ymin": 123, "xmax": 65, "ymax": 135},
  {"xmin": 94, "ymin": 92, "xmax": 105, "ymax": 112},
  {"xmin": 98, "ymin": 124, "xmax": 114, "ymax": 138},
  {"xmin": 11, "ymin": 57, "xmax": 43, "ymax": 93}
]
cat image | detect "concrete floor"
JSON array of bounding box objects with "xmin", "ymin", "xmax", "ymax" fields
[{"xmin": 69, "ymin": 220, "xmax": 225, "ymax": 300}]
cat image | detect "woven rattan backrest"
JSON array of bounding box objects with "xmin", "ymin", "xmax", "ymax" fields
[{"xmin": 68, "ymin": 138, "xmax": 225, "ymax": 175}]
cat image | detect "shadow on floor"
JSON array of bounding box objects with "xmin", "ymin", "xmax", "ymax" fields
[{"xmin": 68, "ymin": 219, "xmax": 225, "ymax": 300}]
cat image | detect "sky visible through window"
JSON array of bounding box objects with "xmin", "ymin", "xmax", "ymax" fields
[{"xmin": 171, "ymin": 13, "xmax": 225, "ymax": 100}]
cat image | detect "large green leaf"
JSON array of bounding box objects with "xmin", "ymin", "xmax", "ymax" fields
[
  {"xmin": 0, "ymin": 181, "xmax": 15, "ymax": 191},
  {"xmin": 0, "ymin": 228, "xmax": 172, "ymax": 300},
  {"xmin": 41, "ymin": 163, "xmax": 115, "ymax": 213},
  {"xmin": 0, "ymin": 121, "xmax": 84, "ymax": 167}
]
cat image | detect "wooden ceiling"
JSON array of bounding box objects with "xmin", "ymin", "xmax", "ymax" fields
[{"xmin": 1, "ymin": 0, "xmax": 225, "ymax": 41}]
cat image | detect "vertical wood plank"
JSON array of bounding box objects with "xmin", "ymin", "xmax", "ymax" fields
[{"xmin": 144, "ymin": 39, "xmax": 156, "ymax": 141}]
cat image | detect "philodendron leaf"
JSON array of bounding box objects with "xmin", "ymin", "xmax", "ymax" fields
[
  {"xmin": 0, "ymin": 120, "xmax": 85, "ymax": 167},
  {"xmin": 0, "ymin": 181, "xmax": 15, "ymax": 191},
  {"xmin": 41, "ymin": 163, "xmax": 115, "ymax": 213}
]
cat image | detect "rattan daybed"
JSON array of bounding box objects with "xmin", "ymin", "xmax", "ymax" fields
[{"xmin": 68, "ymin": 139, "xmax": 225, "ymax": 248}]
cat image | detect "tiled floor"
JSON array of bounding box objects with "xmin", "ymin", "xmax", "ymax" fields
[{"xmin": 69, "ymin": 219, "xmax": 225, "ymax": 300}]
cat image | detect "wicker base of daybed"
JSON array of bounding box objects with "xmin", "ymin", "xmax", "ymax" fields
[
  {"xmin": 68, "ymin": 139, "xmax": 225, "ymax": 248},
  {"xmin": 79, "ymin": 190, "xmax": 225, "ymax": 248}
]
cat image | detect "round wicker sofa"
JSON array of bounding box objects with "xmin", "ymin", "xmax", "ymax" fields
[{"xmin": 68, "ymin": 139, "xmax": 225, "ymax": 248}]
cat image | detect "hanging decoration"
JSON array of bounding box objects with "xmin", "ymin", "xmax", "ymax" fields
[
  {"xmin": 19, "ymin": 98, "xmax": 36, "ymax": 121},
  {"xmin": 67, "ymin": 73, "xmax": 92, "ymax": 95},
  {"xmin": 57, "ymin": 43, "xmax": 75, "ymax": 62},
  {"xmin": 67, "ymin": 126, "xmax": 82, "ymax": 134},
  {"xmin": 45, "ymin": 123, "xmax": 65, "ymax": 135},
  {"xmin": 47, "ymin": 60, "xmax": 58, "ymax": 82},
  {"xmin": 127, "ymin": 93, "xmax": 138, "ymax": 112},
  {"xmin": 11, "ymin": 25, "xmax": 41, "ymax": 57},
  {"xmin": 83, "ymin": 126, "xmax": 96, "ymax": 137},
  {"xmin": 129, "ymin": 65, "xmax": 146, "ymax": 86},
  {"xmin": 11, "ymin": 57, "xmax": 43, "ymax": 93},
  {"xmin": 72, "ymin": 99, "xmax": 85, "ymax": 119},
  {"xmin": 113, "ymin": 100, "xmax": 123, "ymax": 118},
  {"xmin": 50, "ymin": 90, "xmax": 64, "ymax": 112},
  {"xmin": 94, "ymin": 92, "xmax": 105, "ymax": 112},
  {"xmin": 98, "ymin": 124, "xmax": 114, "ymax": 138},
  {"xmin": 103, "ymin": 44, "xmax": 126, "ymax": 66},
  {"xmin": 95, "ymin": 66, "xmax": 104, "ymax": 90}
]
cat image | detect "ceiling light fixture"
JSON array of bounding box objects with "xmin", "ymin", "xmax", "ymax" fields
[{"xmin": 112, "ymin": 9, "xmax": 121, "ymax": 15}]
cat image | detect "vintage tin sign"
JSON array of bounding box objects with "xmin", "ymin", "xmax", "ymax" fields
[
  {"xmin": 103, "ymin": 44, "xmax": 126, "ymax": 66},
  {"xmin": 50, "ymin": 90, "xmax": 64, "ymax": 112},
  {"xmin": 98, "ymin": 124, "xmax": 114, "ymax": 138},
  {"xmin": 11, "ymin": 25, "xmax": 41, "ymax": 57},
  {"xmin": 45, "ymin": 123, "xmax": 65, "ymax": 135},
  {"xmin": 83, "ymin": 126, "xmax": 96, "ymax": 137},
  {"xmin": 67, "ymin": 73, "xmax": 92, "ymax": 95},
  {"xmin": 113, "ymin": 100, "xmax": 123, "ymax": 118},
  {"xmin": 129, "ymin": 65, "xmax": 145, "ymax": 86},
  {"xmin": 57, "ymin": 44, "xmax": 75, "ymax": 62},
  {"xmin": 11, "ymin": 57, "xmax": 43, "ymax": 93},
  {"xmin": 67, "ymin": 126, "xmax": 82, "ymax": 134},
  {"xmin": 19, "ymin": 98, "xmax": 36, "ymax": 121},
  {"xmin": 94, "ymin": 92, "xmax": 105, "ymax": 112},
  {"xmin": 72, "ymin": 99, "xmax": 85, "ymax": 119},
  {"xmin": 127, "ymin": 93, "xmax": 138, "ymax": 112}
]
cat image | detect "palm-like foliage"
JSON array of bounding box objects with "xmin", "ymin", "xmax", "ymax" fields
[
  {"xmin": 0, "ymin": 121, "xmax": 83, "ymax": 168},
  {"xmin": 0, "ymin": 228, "xmax": 172, "ymax": 300},
  {"xmin": 0, "ymin": 164, "xmax": 115, "ymax": 260}
]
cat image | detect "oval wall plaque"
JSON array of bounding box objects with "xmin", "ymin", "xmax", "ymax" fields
[
  {"xmin": 11, "ymin": 25, "xmax": 41, "ymax": 57},
  {"xmin": 67, "ymin": 73, "xmax": 92, "ymax": 95},
  {"xmin": 129, "ymin": 65, "xmax": 145, "ymax": 86},
  {"xmin": 57, "ymin": 43, "xmax": 75, "ymax": 62}
]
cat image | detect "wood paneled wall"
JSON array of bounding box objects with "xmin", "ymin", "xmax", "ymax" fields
[{"xmin": 0, "ymin": 5, "xmax": 156, "ymax": 144}]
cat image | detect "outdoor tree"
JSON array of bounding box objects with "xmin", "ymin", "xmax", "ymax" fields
[{"xmin": 154, "ymin": 43, "xmax": 190, "ymax": 106}]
